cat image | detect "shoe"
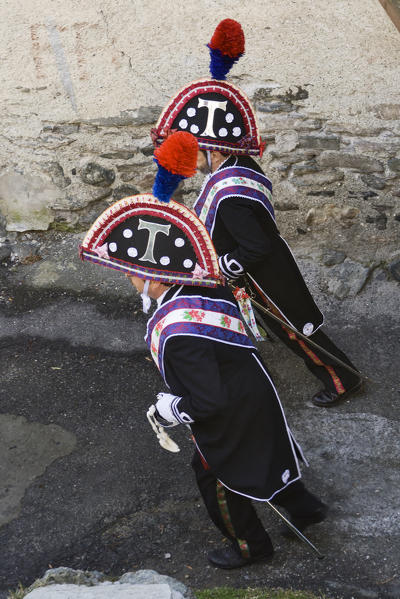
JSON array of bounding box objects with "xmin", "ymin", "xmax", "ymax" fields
[
  {"xmin": 312, "ymin": 380, "xmax": 363, "ymax": 407},
  {"xmin": 207, "ymin": 544, "xmax": 274, "ymax": 570},
  {"xmin": 281, "ymin": 504, "xmax": 328, "ymax": 538}
]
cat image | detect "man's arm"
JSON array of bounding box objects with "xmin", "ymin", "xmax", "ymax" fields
[
  {"xmin": 217, "ymin": 197, "xmax": 273, "ymax": 278},
  {"xmin": 162, "ymin": 335, "xmax": 229, "ymax": 424}
]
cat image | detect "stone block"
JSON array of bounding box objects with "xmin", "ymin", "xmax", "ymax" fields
[
  {"xmin": 112, "ymin": 185, "xmax": 140, "ymax": 201},
  {"xmin": 274, "ymin": 130, "xmax": 299, "ymax": 153},
  {"xmin": 361, "ymin": 174, "xmax": 386, "ymax": 190},
  {"xmin": 37, "ymin": 134, "xmax": 77, "ymax": 149},
  {"xmin": 25, "ymin": 583, "xmax": 172, "ymax": 598},
  {"xmin": 0, "ymin": 241, "xmax": 11, "ymax": 262},
  {"xmin": 80, "ymin": 163, "xmax": 115, "ymax": 187},
  {"xmin": 122, "ymin": 106, "xmax": 163, "ymax": 126},
  {"xmin": 269, "ymin": 160, "xmax": 290, "ymax": 173},
  {"xmin": 325, "ymin": 122, "xmax": 385, "ymax": 136},
  {"xmin": 257, "ymin": 101, "xmax": 294, "ymax": 113},
  {"xmin": 42, "ymin": 123, "xmax": 80, "ymax": 135},
  {"xmin": 325, "ymin": 258, "xmax": 370, "ymax": 299},
  {"xmin": 291, "ymin": 169, "xmax": 344, "ymax": 187},
  {"xmin": 40, "ymin": 568, "xmax": 106, "ymax": 587},
  {"xmin": 388, "ymin": 158, "xmax": 400, "ymax": 172},
  {"xmin": 44, "ymin": 162, "xmax": 71, "ymax": 189},
  {"xmin": 344, "ymin": 136, "xmax": 400, "ymax": 153},
  {"xmin": 54, "ymin": 185, "xmax": 112, "ymax": 211},
  {"xmin": 299, "ymin": 133, "xmax": 340, "ymax": 150},
  {"xmin": 268, "ymin": 149, "xmax": 317, "ymax": 164},
  {"xmin": 257, "ymin": 112, "xmax": 322, "ymax": 133},
  {"xmin": 100, "ymin": 151, "xmax": 135, "ymax": 160},
  {"xmin": 306, "ymin": 203, "xmax": 359, "ymax": 228},
  {"xmin": 390, "ymin": 260, "xmax": 400, "ymax": 281},
  {"xmin": 318, "ymin": 151, "xmax": 384, "ymax": 173},
  {"xmin": 274, "ymin": 201, "xmax": 299, "ymax": 211},
  {"xmin": 0, "ymin": 172, "xmax": 59, "ymax": 232},
  {"xmin": 321, "ymin": 249, "xmax": 347, "ymax": 266},
  {"xmin": 291, "ymin": 161, "xmax": 319, "ymax": 176},
  {"xmin": 373, "ymin": 103, "xmax": 400, "ymax": 120}
]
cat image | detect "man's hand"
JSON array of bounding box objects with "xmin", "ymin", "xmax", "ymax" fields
[
  {"xmin": 155, "ymin": 392, "xmax": 180, "ymax": 427},
  {"xmin": 218, "ymin": 254, "xmax": 244, "ymax": 280}
]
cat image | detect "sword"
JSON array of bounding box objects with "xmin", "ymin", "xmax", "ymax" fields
[
  {"xmin": 231, "ymin": 282, "xmax": 368, "ymax": 382},
  {"xmin": 250, "ymin": 295, "xmax": 368, "ymax": 382},
  {"xmin": 266, "ymin": 501, "xmax": 325, "ymax": 559}
]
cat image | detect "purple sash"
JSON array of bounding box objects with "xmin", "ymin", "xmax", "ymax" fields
[
  {"xmin": 193, "ymin": 167, "xmax": 274, "ymax": 235},
  {"xmin": 145, "ymin": 295, "xmax": 255, "ymax": 381}
]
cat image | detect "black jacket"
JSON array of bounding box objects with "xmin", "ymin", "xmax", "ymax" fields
[
  {"xmin": 204, "ymin": 155, "xmax": 323, "ymax": 335},
  {"xmin": 158, "ymin": 284, "xmax": 303, "ymax": 501}
]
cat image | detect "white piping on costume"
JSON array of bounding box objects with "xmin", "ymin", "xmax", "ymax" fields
[
  {"xmin": 247, "ymin": 272, "xmax": 325, "ymax": 335},
  {"xmin": 208, "ymin": 194, "xmax": 273, "ymax": 237},
  {"xmin": 251, "ymin": 352, "xmax": 302, "ymax": 479},
  {"xmin": 191, "ymin": 434, "xmax": 302, "ymax": 503},
  {"xmin": 217, "ymin": 473, "xmax": 303, "ymax": 503},
  {"xmin": 276, "ymin": 236, "xmax": 325, "ymax": 330},
  {"xmin": 217, "ymin": 164, "xmax": 270, "ymax": 180},
  {"xmin": 159, "ymin": 332, "xmax": 255, "ymax": 385}
]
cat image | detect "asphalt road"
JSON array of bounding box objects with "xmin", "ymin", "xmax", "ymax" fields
[{"xmin": 0, "ymin": 257, "xmax": 399, "ymax": 599}]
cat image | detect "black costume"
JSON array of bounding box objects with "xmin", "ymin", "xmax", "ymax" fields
[
  {"xmin": 193, "ymin": 155, "xmax": 361, "ymax": 400},
  {"xmin": 81, "ymin": 73, "xmax": 329, "ymax": 563},
  {"xmin": 154, "ymin": 18, "xmax": 361, "ymax": 406},
  {"xmin": 148, "ymin": 283, "xmax": 324, "ymax": 560}
]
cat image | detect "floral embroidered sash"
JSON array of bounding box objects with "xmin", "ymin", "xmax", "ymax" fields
[
  {"xmin": 193, "ymin": 167, "xmax": 274, "ymax": 235},
  {"xmin": 145, "ymin": 295, "xmax": 255, "ymax": 380}
]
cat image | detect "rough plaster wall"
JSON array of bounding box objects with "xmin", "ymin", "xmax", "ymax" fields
[
  {"xmin": 0, "ymin": 0, "xmax": 400, "ymax": 287},
  {"xmin": 2, "ymin": 0, "xmax": 399, "ymax": 119}
]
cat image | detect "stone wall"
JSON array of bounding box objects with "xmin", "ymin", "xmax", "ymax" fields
[{"xmin": 1, "ymin": 0, "xmax": 399, "ymax": 289}]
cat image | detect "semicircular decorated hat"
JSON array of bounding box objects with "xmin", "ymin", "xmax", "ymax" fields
[
  {"xmin": 79, "ymin": 132, "xmax": 222, "ymax": 288},
  {"xmin": 152, "ymin": 19, "xmax": 264, "ymax": 157}
]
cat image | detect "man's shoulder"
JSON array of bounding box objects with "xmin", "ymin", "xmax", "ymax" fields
[
  {"xmin": 175, "ymin": 284, "xmax": 236, "ymax": 305},
  {"xmin": 235, "ymin": 155, "xmax": 265, "ymax": 175}
]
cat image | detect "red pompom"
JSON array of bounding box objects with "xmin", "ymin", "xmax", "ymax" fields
[
  {"xmin": 209, "ymin": 18, "xmax": 245, "ymax": 58},
  {"xmin": 154, "ymin": 131, "xmax": 199, "ymax": 178}
]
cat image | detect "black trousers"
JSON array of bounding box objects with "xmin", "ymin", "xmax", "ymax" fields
[
  {"xmin": 192, "ymin": 451, "xmax": 324, "ymax": 559},
  {"xmin": 252, "ymin": 285, "xmax": 360, "ymax": 394}
]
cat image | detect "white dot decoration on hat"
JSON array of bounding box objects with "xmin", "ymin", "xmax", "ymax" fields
[
  {"xmin": 219, "ymin": 128, "xmax": 228, "ymax": 137},
  {"xmin": 190, "ymin": 124, "xmax": 199, "ymax": 134},
  {"xmin": 232, "ymin": 127, "xmax": 242, "ymax": 137},
  {"xmin": 109, "ymin": 242, "xmax": 117, "ymax": 252},
  {"xmin": 123, "ymin": 228, "xmax": 133, "ymax": 239},
  {"xmin": 225, "ymin": 113, "xmax": 234, "ymax": 123},
  {"xmin": 183, "ymin": 259, "xmax": 193, "ymax": 269},
  {"xmin": 187, "ymin": 107, "xmax": 196, "ymax": 117},
  {"xmin": 127, "ymin": 247, "xmax": 138, "ymax": 258},
  {"xmin": 179, "ymin": 118, "xmax": 188, "ymax": 129},
  {"xmin": 175, "ymin": 237, "xmax": 185, "ymax": 247},
  {"xmin": 160, "ymin": 256, "xmax": 170, "ymax": 266}
]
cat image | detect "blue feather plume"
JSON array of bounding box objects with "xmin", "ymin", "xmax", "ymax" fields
[
  {"xmin": 208, "ymin": 46, "xmax": 242, "ymax": 80},
  {"xmin": 152, "ymin": 160, "xmax": 185, "ymax": 203}
]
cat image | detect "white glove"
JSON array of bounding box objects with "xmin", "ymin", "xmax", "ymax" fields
[{"xmin": 155, "ymin": 392, "xmax": 180, "ymax": 426}]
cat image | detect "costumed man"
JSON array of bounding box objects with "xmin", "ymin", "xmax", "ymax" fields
[
  {"xmin": 80, "ymin": 131, "xmax": 327, "ymax": 570},
  {"xmin": 151, "ymin": 19, "xmax": 363, "ymax": 408}
]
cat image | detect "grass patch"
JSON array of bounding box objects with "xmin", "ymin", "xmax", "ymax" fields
[{"xmin": 195, "ymin": 588, "xmax": 328, "ymax": 599}]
